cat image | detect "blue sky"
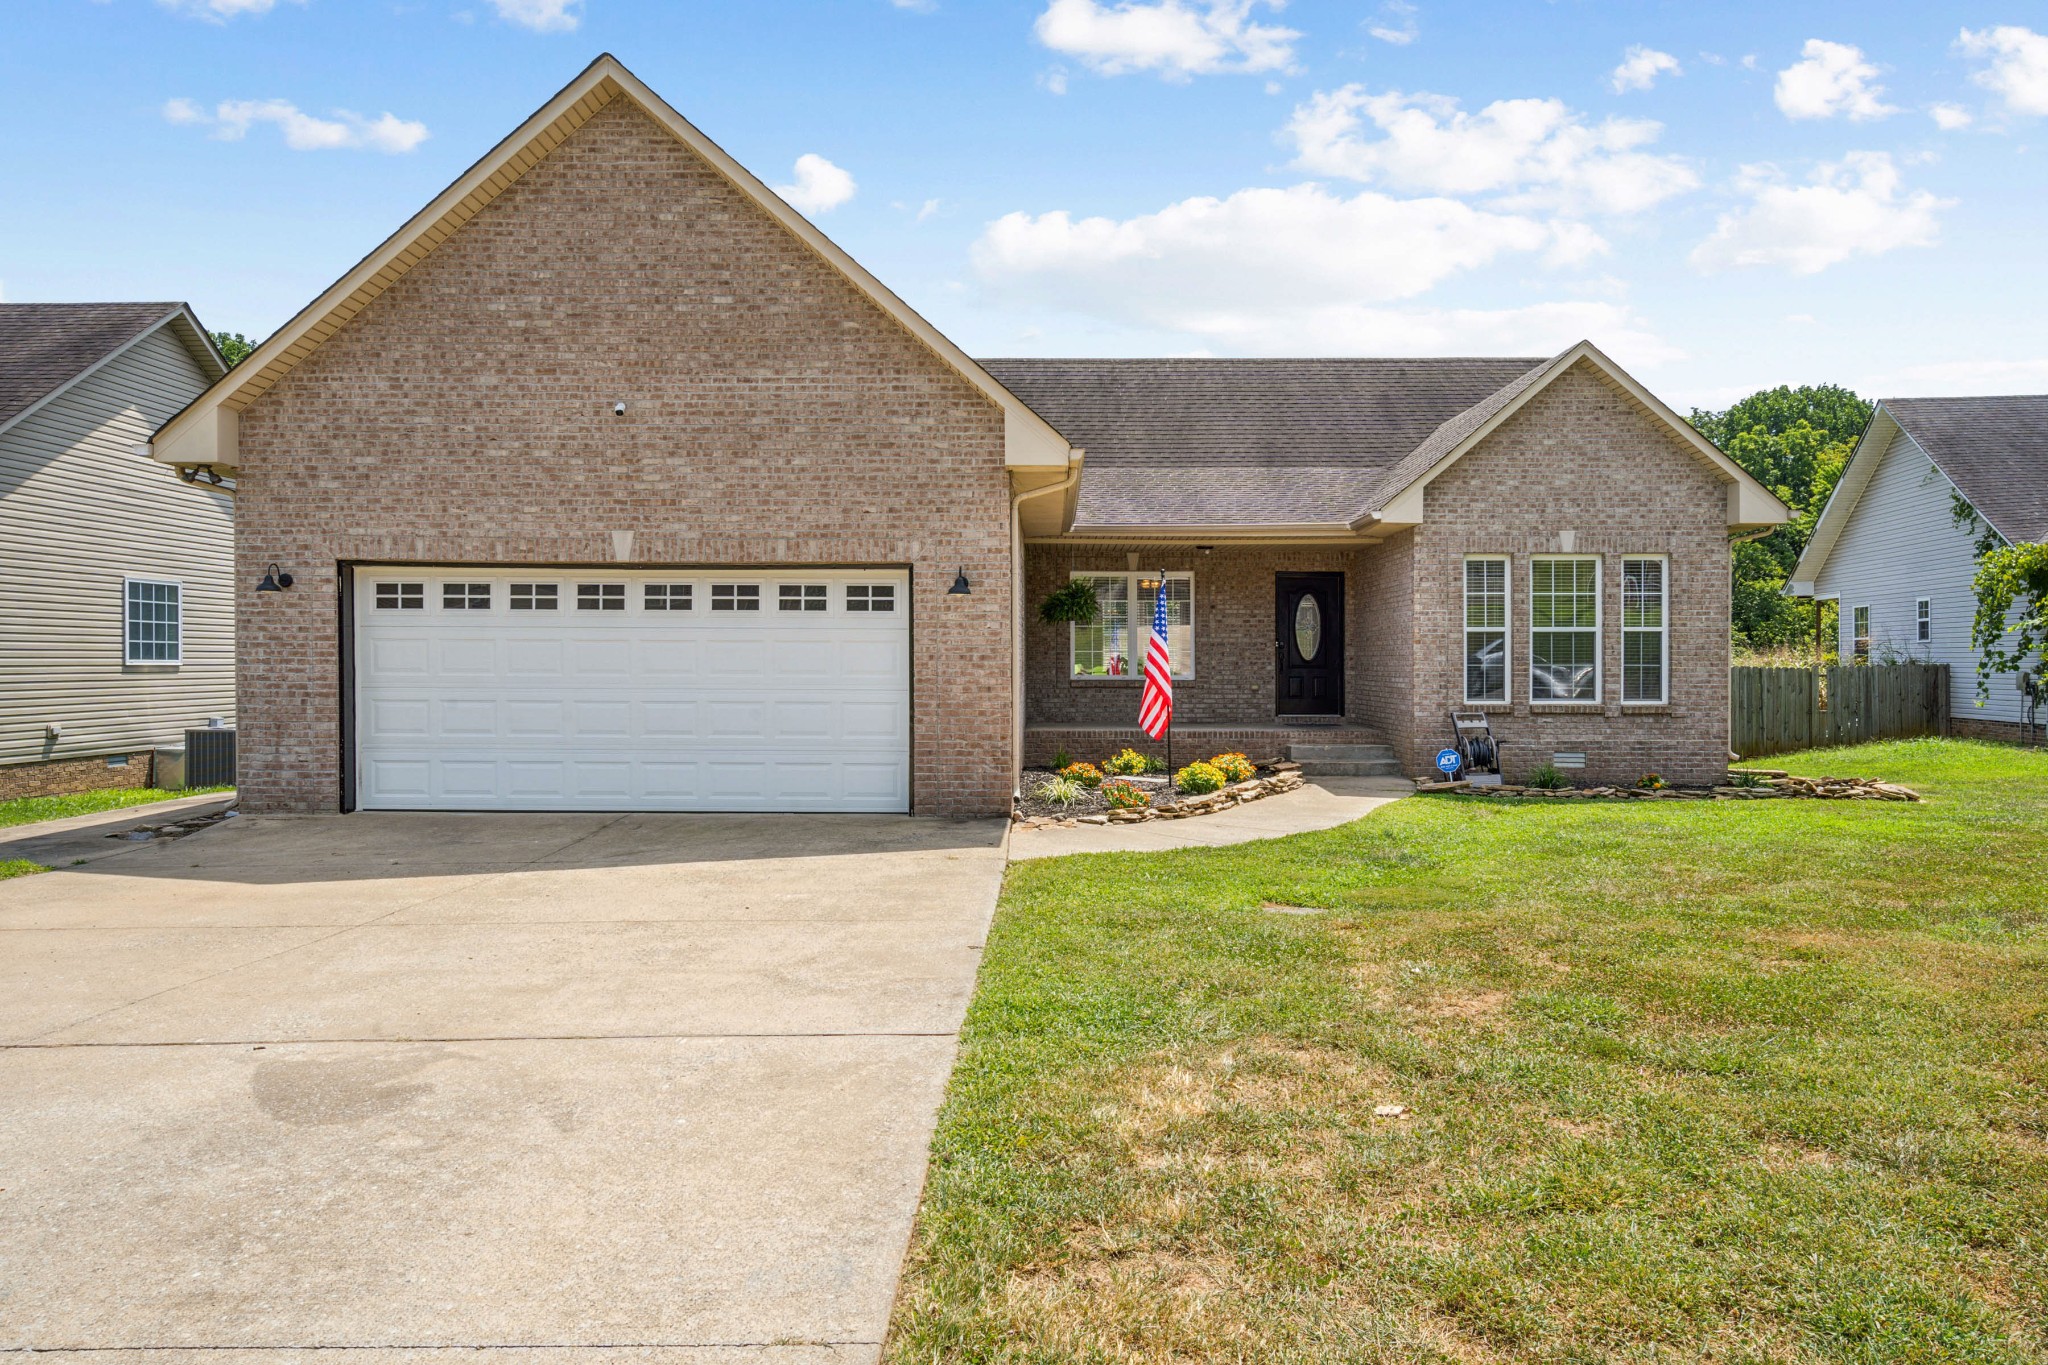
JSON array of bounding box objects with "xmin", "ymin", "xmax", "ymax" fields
[{"xmin": 6, "ymin": 0, "xmax": 2048, "ymax": 410}]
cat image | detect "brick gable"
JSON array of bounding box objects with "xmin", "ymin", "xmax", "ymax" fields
[{"xmin": 235, "ymin": 100, "xmax": 1013, "ymax": 815}]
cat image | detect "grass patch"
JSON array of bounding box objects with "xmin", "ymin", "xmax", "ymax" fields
[
  {"xmin": 0, "ymin": 786, "xmax": 230, "ymax": 830},
  {"xmin": 888, "ymin": 740, "xmax": 2048, "ymax": 1362},
  {"xmin": 0, "ymin": 858, "xmax": 48, "ymax": 880}
]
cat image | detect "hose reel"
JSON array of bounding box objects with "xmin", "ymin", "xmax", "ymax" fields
[{"xmin": 1449, "ymin": 709, "xmax": 1500, "ymax": 781}]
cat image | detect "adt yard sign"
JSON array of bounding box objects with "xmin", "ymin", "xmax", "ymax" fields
[{"xmin": 1435, "ymin": 748, "xmax": 1463, "ymax": 776}]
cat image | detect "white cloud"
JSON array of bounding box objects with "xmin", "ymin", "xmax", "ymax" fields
[
  {"xmin": 892, "ymin": 0, "xmax": 939, "ymax": 9},
  {"xmin": 487, "ymin": 0, "xmax": 581, "ymax": 30},
  {"xmin": 1039, "ymin": 67, "xmax": 1071, "ymax": 95},
  {"xmin": 1366, "ymin": 0, "xmax": 1416, "ymax": 46},
  {"xmin": 1958, "ymin": 26, "xmax": 2048, "ymax": 116},
  {"xmin": 1611, "ymin": 46, "xmax": 1681, "ymax": 93},
  {"xmin": 1930, "ymin": 102, "xmax": 1974, "ymax": 131},
  {"xmin": 156, "ymin": 0, "xmax": 302, "ymax": 20},
  {"xmin": 1860, "ymin": 356, "xmax": 2048, "ymax": 396},
  {"xmin": 973, "ymin": 182, "xmax": 1599, "ymax": 334},
  {"xmin": 1284, "ymin": 85, "xmax": 1698, "ymax": 215},
  {"xmin": 774, "ymin": 154, "xmax": 858, "ymax": 214},
  {"xmin": 163, "ymin": 97, "xmax": 429, "ymax": 153},
  {"xmin": 1774, "ymin": 39, "xmax": 1897, "ymax": 121},
  {"xmin": 1689, "ymin": 152, "xmax": 1948, "ymax": 275},
  {"xmin": 917, "ymin": 197, "xmax": 943, "ymax": 222},
  {"xmin": 1033, "ymin": 0, "xmax": 1299, "ymax": 80}
]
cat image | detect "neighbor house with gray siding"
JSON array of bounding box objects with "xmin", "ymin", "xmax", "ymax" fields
[
  {"xmin": 1789, "ymin": 397, "xmax": 2047, "ymax": 740},
  {"xmin": 0, "ymin": 303, "xmax": 234, "ymax": 799}
]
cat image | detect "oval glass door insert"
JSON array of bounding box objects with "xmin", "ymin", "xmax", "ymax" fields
[{"xmin": 1293, "ymin": 594, "xmax": 1322, "ymax": 662}]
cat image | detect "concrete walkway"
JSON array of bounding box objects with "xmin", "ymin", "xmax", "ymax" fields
[
  {"xmin": 1009, "ymin": 775, "xmax": 1412, "ymax": 860},
  {"xmin": 0, "ymin": 791, "xmax": 239, "ymax": 871},
  {"xmin": 0, "ymin": 810, "xmax": 1008, "ymax": 1361}
]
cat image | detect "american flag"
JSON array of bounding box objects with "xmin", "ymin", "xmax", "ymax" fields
[{"xmin": 1138, "ymin": 581, "xmax": 1173, "ymax": 740}]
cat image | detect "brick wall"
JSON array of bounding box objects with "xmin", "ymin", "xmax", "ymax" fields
[
  {"xmin": 1408, "ymin": 360, "xmax": 1734, "ymax": 787},
  {"xmin": 234, "ymin": 101, "xmax": 1014, "ymax": 816},
  {"xmin": 1023, "ymin": 543, "xmax": 1377, "ymax": 729},
  {"xmin": 0, "ymin": 751, "xmax": 158, "ymax": 802}
]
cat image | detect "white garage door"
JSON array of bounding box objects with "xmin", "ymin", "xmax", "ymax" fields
[{"xmin": 352, "ymin": 566, "xmax": 910, "ymax": 812}]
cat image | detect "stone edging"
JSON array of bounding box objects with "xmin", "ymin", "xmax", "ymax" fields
[
  {"xmin": 1013, "ymin": 766, "xmax": 1306, "ymax": 830},
  {"xmin": 1414, "ymin": 769, "xmax": 1921, "ymax": 803}
]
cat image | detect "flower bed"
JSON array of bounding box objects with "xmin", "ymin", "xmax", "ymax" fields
[{"xmin": 1014, "ymin": 762, "xmax": 1306, "ymax": 827}]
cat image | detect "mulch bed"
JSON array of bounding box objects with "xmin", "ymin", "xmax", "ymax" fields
[
  {"xmin": 1414, "ymin": 768, "xmax": 1921, "ymax": 802},
  {"xmin": 1015, "ymin": 769, "xmax": 1171, "ymax": 820}
]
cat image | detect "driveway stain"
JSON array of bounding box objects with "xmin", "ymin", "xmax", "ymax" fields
[{"xmin": 251, "ymin": 1051, "xmax": 441, "ymax": 1126}]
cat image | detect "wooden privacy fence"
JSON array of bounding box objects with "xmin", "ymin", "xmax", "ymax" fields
[{"xmin": 1732, "ymin": 663, "xmax": 1951, "ymax": 759}]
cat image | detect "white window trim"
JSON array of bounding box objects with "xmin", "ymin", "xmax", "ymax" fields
[
  {"xmin": 1620, "ymin": 555, "xmax": 1669, "ymax": 706},
  {"xmin": 1916, "ymin": 597, "xmax": 1931, "ymax": 643},
  {"xmin": 1067, "ymin": 570, "xmax": 1195, "ymax": 681},
  {"xmin": 1462, "ymin": 555, "xmax": 1511, "ymax": 705},
  {"xmin": 123, "ymin": 576, "xmax": 183, "ymax": 667},
  {"xmin": 1852, "ymin": 605, "xmax": 1871, "ymax": 659},
  {"xmin": 1529, "ymin": 555, "xmax": 1602, "ymax": 705}
]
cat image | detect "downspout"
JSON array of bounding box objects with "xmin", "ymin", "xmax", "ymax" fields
[{"xmin": 1010, "ymin": 459, "xmax": 1083, "ymax": 802}]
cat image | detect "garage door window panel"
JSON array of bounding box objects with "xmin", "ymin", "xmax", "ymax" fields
[
  {"xmin": 375, "ymin": 582, "xmax": 425, "ymax": 610},
  {"xmin": 510, "ymin": 583, "xmax": 559, "ymax": 611},
  {"xmin": 578, "ymin": 583, "xmax": 626, "ymax": 611},
  {"xmin": 443, "ymin": 583, "xmax": 491, "ymax": 610},
  {"xmin": 645, "ymin": 584, "xmax": 692, "ymax": 611},
  {"xmin": 713, "ymin": 584, "xmax": 762, "ymax": 612}
]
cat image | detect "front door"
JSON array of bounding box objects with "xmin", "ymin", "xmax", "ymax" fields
[{"xmin": 1275, "ymin": 573, "xmax": 1345, "ymax": 716}]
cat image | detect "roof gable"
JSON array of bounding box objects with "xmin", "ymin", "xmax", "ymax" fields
[
  {"xmin": 152, "ymin": 54, "xmax": 1074, "ymax": 474},
  {"xmin": 1366, "ymin": 341, "xmax": 1792, "ymax": 532},
  {"xmin": 0, "ymin": 303, "xmax": 224, "ymax": 438}
]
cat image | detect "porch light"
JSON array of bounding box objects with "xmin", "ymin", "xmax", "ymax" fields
[
  {"xmin": 255, "ymin": 563, "xmax": 294, "ymax": 593},
  {"xmin": 947, "ymin": 568, "xmax": 972, "ymax": 595}
]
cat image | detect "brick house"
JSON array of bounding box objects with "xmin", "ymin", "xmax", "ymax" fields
[{"xmin": 151, "ymin": 56, "xmax": 1788, "ymax": 818}]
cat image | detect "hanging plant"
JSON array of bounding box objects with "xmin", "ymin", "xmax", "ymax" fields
[{"xmin": 1038, "ymin": 579, "xmax": 1100, "ymax": 625}]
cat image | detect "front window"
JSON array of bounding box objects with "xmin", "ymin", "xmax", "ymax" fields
[
  {"xmin": 1531, "ymin": 557, "xmax": 1600, "ymax": 701},
  {"xmin": 1853, "ymin": 606, "xmax": 1870, "ymax": 660},
  {"xmin": 124, "ymin": 579, "xmax": 181, "ymax": 664},
  {"xmin": 1622, "ymin": 557, "xmax": 1667, "ymax": 703},
  {"xmin": 1463, "ymin": 557, "xmax": 1508, "ymax": 702},
  {"xmin": 1068, "ymin": 572, "xmax": 1193, "ymax": 679}
]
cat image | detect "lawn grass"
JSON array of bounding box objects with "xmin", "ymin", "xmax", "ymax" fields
[
  {"xmin": 887, "ymin": 739, "xmax": 2048, "ymax": 1363},
  {"xmin": 0, "ymin": 858, "xmax": 48, "ymax": 880},
  {"xmin": 0, "ymin": 785, "xmax": 230, "ymax": 830}
]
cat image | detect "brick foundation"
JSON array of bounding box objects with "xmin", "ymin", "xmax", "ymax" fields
[
  {"xmin": 1950, "ymin": 715, "xmax": 2043, "ymax": 746},
  {"xmin": 0, "ymin": 752, "xmax": 159, "ymax": 802}
]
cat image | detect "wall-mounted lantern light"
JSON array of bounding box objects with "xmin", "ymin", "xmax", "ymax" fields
[
  {"xmin": 947, "ymin": 568, "xmax": 972, "ymax": 596},
  {"xmin": 255, "ymin": 563, "xmax": 294, "ymax": 593}
]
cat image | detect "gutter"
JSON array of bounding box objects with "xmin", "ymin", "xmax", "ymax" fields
[{"xmin": 1010, "ymin": 458, "xmax": 1084, "ymax": 801}]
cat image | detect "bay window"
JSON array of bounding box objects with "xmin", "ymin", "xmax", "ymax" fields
[{"xmin": 1069, "ymin": 571, "xmax": 1193, "ymax": 679}]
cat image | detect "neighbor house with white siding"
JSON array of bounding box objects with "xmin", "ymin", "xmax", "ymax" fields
[
  {"xmin": 1789, "ymin": 396, "xmax": 2047, "ymax": 741},
  {"xmin": 0, "ymin": 303, "xmax": 234, "ymax": 799}
]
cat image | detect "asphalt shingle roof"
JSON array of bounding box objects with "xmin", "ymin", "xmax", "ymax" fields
[
  {"xmin": 1884, "ymin": 396, "xmax": 2048, "ymax": 545},
  {"xmin": 0, "ymin": 303, "xmax": 184, "ymax": 431},
  {"xmin": 979, "ymin": 356, "xmax": 1548, "ymax": 528}
]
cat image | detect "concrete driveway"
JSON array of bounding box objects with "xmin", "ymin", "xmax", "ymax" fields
[{"xmin": 0, "ymin": 810, "xmax": 1008, "ymax": 1362}]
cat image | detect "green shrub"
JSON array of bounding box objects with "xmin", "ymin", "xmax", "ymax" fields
[
  {"xmin": 1058, "ymin": 761, "xmax": 1103, "ymax": 788},
  {"xmin": 1729, "ymin": 770, "xmax": 1769, "ymax": 788},
  {"xmin": 1038, "ymin": 775, "xmax": 1083, "ymax": 808},
  {"xmin": 1143, "ymin": 754, "xmax": 1168, "ymax": 774},
  {"xmin": 1101, "ymin": 778, "xmax": 1150, "ymax": 810},
  {"xmin": 1175, "ymin": 761, "xmax": 1226, "ymax": 795},
  {"xmin": 1102, "ymin": 748, "xmax": 1151, "ymax": 777},
  {"xmin": 1210, "ymin": 752, "xmax": 1256, "ymax": 784},
  {"xmin": 1527, "ymin": 763, "xmax": 1570, "ymax": 790},
  {"xmin": 1636, "ymin": 773, "xmax": 1669, "ymax": 790},
  {"xmin": 1048, "ymin": 748, "xmax": 1073, "ymax": 772}
]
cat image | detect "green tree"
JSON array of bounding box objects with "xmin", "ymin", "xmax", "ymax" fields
[
  {"xmin": 210, "ymin": 331, "xmax": 254, "ymax": 367},
  {"xmin": 1968, "ymin": 542, "xmax": 2047, "ymax": 700},
  {"xmin": 1691, "ymin": 384, "xmax": 1873, "ymax": 649}
]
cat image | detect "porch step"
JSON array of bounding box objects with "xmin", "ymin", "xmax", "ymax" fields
[{"xmin": 1287, "ymin": 743, "xmax": 1405, "ymax": 778}]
